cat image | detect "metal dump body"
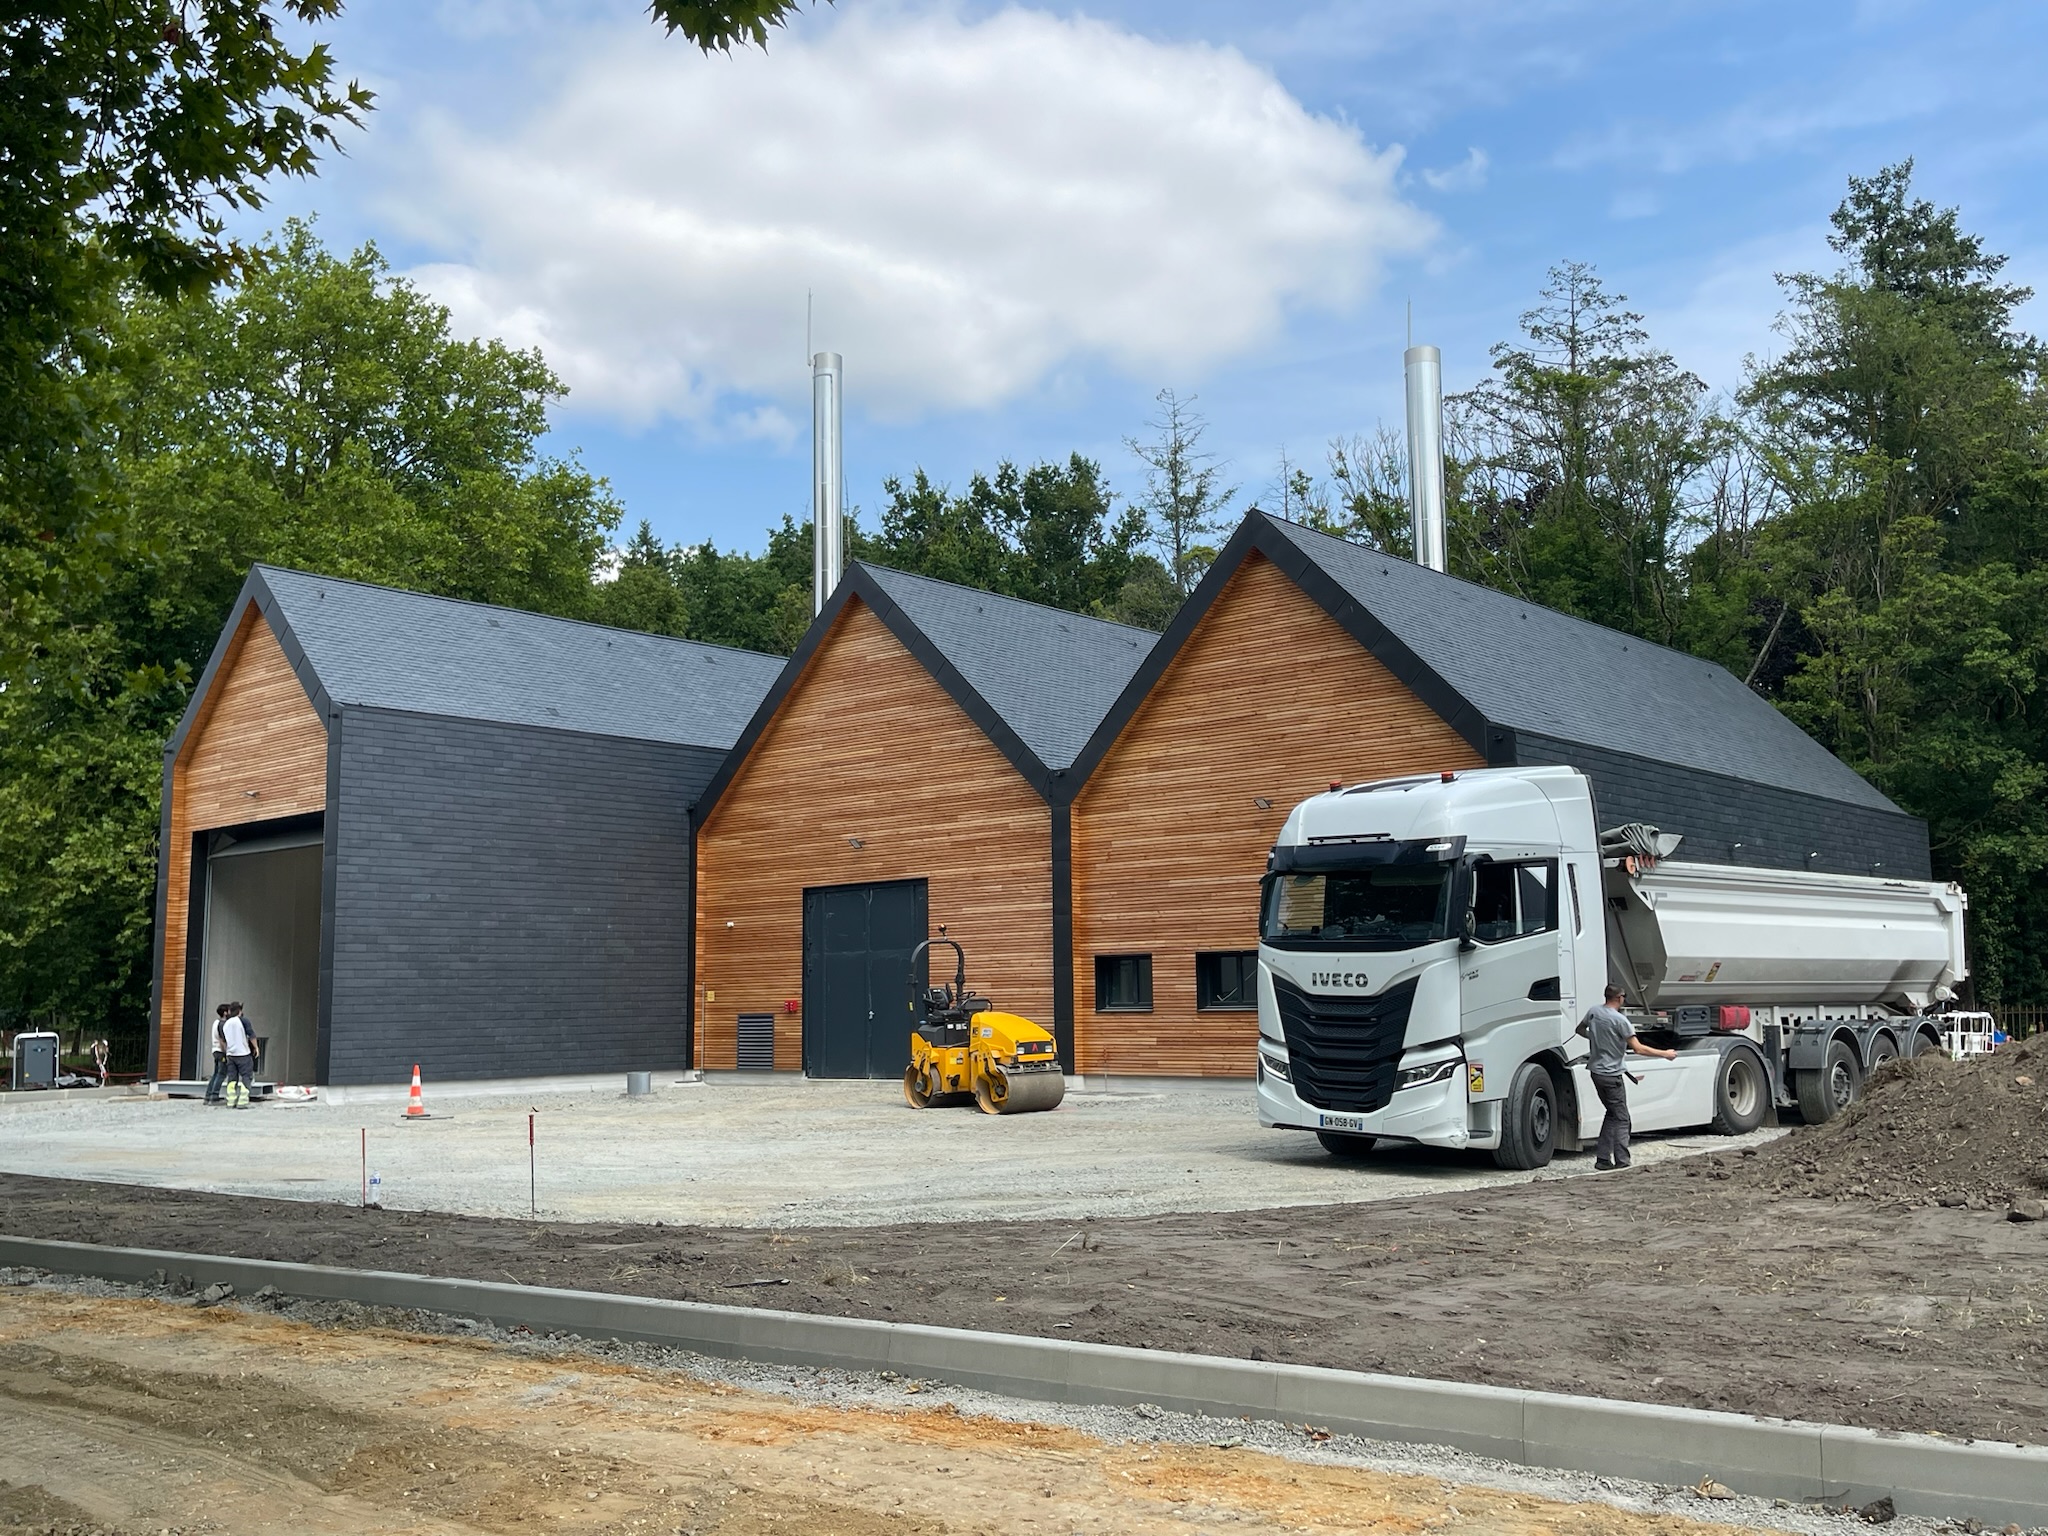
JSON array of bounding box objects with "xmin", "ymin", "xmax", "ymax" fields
[{"xmin": 1606, "ymin": 860, "xmax": 1966, "ymax": 1013}]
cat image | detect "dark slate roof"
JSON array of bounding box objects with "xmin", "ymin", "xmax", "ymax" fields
[
  {"xmin": 1261, "ymin": 518, "xmax": 1900, "ymax": 812},
  {"xmin": 251, "ymin": 566, "xmax": 784, "ymax": 749},
  {"xmin": 858, "ymin": 563, "xmax": 1156, "ymax": 772}
]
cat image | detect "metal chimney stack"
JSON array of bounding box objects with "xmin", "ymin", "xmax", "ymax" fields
[
  {"xmin": 1404, "ymin": 344, "xmax": 1447, "ymax": 573},
  {"xmin": 811, "ymin": 351, "xmax": 844, "ymax": 615}
]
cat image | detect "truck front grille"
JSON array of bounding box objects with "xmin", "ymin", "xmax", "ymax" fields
[{"xmin": 1270, "ymin": 974, "xmax": 1418, "ymax": 1114}]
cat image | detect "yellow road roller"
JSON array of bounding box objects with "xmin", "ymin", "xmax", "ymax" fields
[{"xmin": 902, "ymin": 935, "xmax": 1065, "ymax": 1115}]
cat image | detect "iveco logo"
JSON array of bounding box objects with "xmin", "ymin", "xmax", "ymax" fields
[{"xmin": 1311, "ymin": 972, "xmax": 1371, "ymax": 990}]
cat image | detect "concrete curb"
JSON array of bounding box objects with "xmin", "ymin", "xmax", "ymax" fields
[{"xmin": 2, "ymin": 1234, "xmax": 2041, "ymax": 1526}]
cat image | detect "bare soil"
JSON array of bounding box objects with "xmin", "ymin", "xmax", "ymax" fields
[
  {"xmin": 1728, "ymin": 1035, "xmax": 2048, "ymax": 1210},
  {"xmin": 0, "ymin": 1285, "xmax": 1798, "ymax": 1536},
  {"xmin": 6, "ymin": 1163, "xmax": 2045, "ymax": 1448}
]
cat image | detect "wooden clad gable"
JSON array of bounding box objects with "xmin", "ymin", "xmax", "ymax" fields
[
  {"xmin": 155, "ymin": 603, "xmax": 329, "ymax": 1078},
  {"xmin": 1070, "ymin": 552, "xmax": 1483, "ymax": 1076},
  {"xmin": 694, "ymin": 598, "xmax": 1054, "ymax": 1071}
]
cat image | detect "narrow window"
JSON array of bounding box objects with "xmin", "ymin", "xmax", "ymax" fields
[
  {"xmin": 1567, "ymin": 862, "xmax": 1583, "ymax": 936},
  {"xmin": 1094, "ymin": 954, "xmax": 1153, "ymax": 1011},
  {"xmin": 1515, "ymin": 860, "xmax": 1559, "ymax": 936},
  {"xmin": 1196, "ymin": 951, "xmax": 1259, "ymax": 1010}
]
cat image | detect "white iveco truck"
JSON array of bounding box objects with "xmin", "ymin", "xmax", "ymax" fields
[{"xmin": 1254, "ymin": 765, "xmax": 1968, "ymax": 1168}]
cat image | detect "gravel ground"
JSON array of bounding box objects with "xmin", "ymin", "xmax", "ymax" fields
[
  {"xmin": 2, "ymin": 1266, "xmax": 2020, "ymax": 1536},
  {"xmin": 7, "ymin": 1163, "xmax": 2044, "ymax": 1446},
  {"xmin": 0, "ymin": 1076, "xmax": 1772, "ymax": 1226}
]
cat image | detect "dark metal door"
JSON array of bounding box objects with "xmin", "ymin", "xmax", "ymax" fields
[{"xmin": 802, "ymin": 879, "xmax": 928, "ymax": 1079}]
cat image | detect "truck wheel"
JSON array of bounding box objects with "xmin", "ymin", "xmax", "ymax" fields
[
  {"xmin": 1492, "ymin": 1063, "xmax": 1558, "ymax": 1170},
  {"xmin": 1316, "ymin": 1131, "xmax": 1377, "ymax": 1160},
  {"xmin": 1794, "ymin": 1039, "xmax": 1861, "ymax": 1124},
  {"xmin": 1868, "ymin": 1035, "xmax": 1899, "ymax": 1074},
  {"xmin": 1710, "ymin": 1047, "xmax": 1768, "ymax": 1135}
]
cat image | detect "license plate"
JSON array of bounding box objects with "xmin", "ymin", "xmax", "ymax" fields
[{"xmin": 1317, "ymin": 1112, "xmax": 1368, "ymax": 1133}]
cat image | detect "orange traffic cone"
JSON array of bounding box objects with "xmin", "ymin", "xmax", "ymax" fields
[{"xmin": 404, "ymin": 1064, "xmax": 428, "ymax": 1119}]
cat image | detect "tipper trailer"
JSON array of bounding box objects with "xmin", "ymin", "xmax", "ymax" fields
[{"xmin": 1254, "ymin": 765, "xmax": 1967, "ymax": 1168}]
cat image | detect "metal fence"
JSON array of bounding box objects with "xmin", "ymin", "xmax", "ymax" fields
[
  {"xmin": 2, "ymin": 1026, "xmax": 150, "ymax": 1084},
  {"xmin": 1993, "ymin": 1005, "xmax": 2045, "ymax": 1041}
]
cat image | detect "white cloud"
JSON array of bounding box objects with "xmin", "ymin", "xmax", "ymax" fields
[
  {"xmin": 389, "ymin": 4, "xmax": 1432, "ymax": 428},
  {"xmin": 1422, "ymin": 147, "xmax": 1489, "ymax": 192}
]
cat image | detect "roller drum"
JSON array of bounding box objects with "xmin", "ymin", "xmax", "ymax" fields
[{"xmin": 976, "ymin": 1063, "xmax": 1066, "ymax": 1115}]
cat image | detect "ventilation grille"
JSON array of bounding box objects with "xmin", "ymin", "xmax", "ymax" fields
[
  {"xmin": 1270, "ymin": 975, "xmax": 1418, "ymax": 1114},
  {"xmin": 735, "ymin": 1013, "xmax": 776, "ymax": 1072}
]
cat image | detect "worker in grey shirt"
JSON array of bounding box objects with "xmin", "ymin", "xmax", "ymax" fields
[{"xmin": 1577, "ymin": 984, "xmax": 1677, "ymax": 1170}]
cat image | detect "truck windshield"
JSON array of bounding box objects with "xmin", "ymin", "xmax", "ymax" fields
[{"xmin": 1260, "ymin": 865, "xmax": 1454, "ymax": 950}]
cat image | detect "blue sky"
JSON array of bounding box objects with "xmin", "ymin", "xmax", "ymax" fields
[{"xmin": 249, "ymin": 0, "xmax": 2048, "ymax": 554}]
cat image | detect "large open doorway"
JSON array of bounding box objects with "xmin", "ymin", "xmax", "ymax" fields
[
  {"xmin": 202, "ymin": 824, "xmax": 323, "ymax": 1085},
  {"xmin": 801, "ymin": 880, "xmax": 928, "ymax": 1079}
]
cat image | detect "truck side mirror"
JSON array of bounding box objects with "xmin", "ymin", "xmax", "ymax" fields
[{"xmin": 1460, "ymin": 908, "xmax": 1477, "ymax": 950}]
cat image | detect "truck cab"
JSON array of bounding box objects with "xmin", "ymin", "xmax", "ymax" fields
[{"xmin": 1254, "ymin": 765, "xmax": 1608, "ymax": 1167}]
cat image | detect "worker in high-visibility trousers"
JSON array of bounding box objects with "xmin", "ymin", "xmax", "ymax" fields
[
  {"xmin": 221, "ymin": 1003, "xmax": 257, "ymax": 1109},
  {"xmin": 1578, "ymin": 984, "xmax": 1677, "ymax": 1170}
]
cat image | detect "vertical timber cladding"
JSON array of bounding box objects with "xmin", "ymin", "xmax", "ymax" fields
[
  {"xmin": 156, "ymin": 604, "xmax": 329, "ymax": 1078},
  {"xmin": 694, "ymin": 599, "xmax": 1054, "ymax": 1070},
  {"xmin": 1071, "ymin": 552, "xmax": 1484, "ymax": 1076}
]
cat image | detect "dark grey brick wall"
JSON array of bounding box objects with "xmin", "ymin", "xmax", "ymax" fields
[
  {"xmin": 325, "ymin": 708, "xmax": 722, "ymax": 1085},
  {"xmin": 1516, "ymin": 733, "xmax": 1931, "ymax": 880}
]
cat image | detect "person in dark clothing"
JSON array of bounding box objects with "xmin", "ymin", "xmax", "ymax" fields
[
  {"xmin": 1577, "ymin": 983, "xmax": 1677, "ymax": 1170},
  {"xmin": 203, "ymin": 1004, "xmax": 231, "ymax": 1105}
]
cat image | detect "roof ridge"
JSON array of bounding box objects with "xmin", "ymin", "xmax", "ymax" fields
[
  {"xmin": 1261, "ymin": 514, "xmax": 1735, "ymax": 680},
  {"xmin": 852, "ymin": 559, "xmax": 1160, "ymax": 641},
  {"xmin": 253, "ymin": 563, "xmax": 781, "ymax": 663}
]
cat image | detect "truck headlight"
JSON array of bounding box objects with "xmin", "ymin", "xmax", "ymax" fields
[
  {"xmin": 1397, "ymin": 1058, "xmax": 1460, "ymax": 1090},
  {"xmin": 1259, "ymin": 1049, "xmax": 1292, "ymax": 1083}
]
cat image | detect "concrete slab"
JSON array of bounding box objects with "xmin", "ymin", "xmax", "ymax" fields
[{"xmin": 0, "ymin": 1076, "xmax": 1773, "ymax": 1228}]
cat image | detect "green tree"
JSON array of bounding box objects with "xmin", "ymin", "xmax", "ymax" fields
[
  {"xmin": 874, "ymin": 454, "xmax": 1156, "ymax": 622},
  {"xmin": 1744, "ymin": 162, "xmax": 2048, "ymax": 1001},
  {"xmin": 671, "ymin": 514, "xmax": 823, "ymax": 656},
  {"xmin": 1128, "ymin": 389, "xmax": 1236, "ymax": 596},
  {"xmin": 0, "ymin": 225, "xmax": 619, "ymax": 1052},
  {"xmin": 591, "ymin": 521, "xmax": 690, "ymax": 638},
  {"xmin": 2, "ymin": 2, "xmax": 370, "ymax": 681},
  {"xmin": 1319, "ymin": 428, "xmax": 1416, "ymax": 557},
  {"xmin": 647, "ymin": 0, "xmax": 830, "ymax": 52},
  {"xmin": 1448, "ymin": 261, "xmax": 1732, "ymax": 645}
]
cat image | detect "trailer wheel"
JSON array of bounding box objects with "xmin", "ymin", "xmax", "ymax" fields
[
  {"xmin": 1868, "ymin": 1034, "xmax": 1900, "ymax": 1074},
  {"xmin": 1710, "ymin": 1047, "xmax": 1768, "ymax": 1135},
  {"xmin": 1794, "ymin": 1039, "xmax": 1862, "ymax": 1124},
  {"xmin": 1316, "ymin": 1131, "xmax": 1377, "ymax": 1160},
  {"xmin": 1492, "ymin": 1063, "xmax": 1558, "ymax": 1170}
]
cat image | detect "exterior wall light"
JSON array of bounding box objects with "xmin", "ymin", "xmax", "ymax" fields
[
  {"xmin": 1253, "ymin": 797, "xmax": 1273, "ymax": 810},
  {"xmin": 848, "ymin": 837, "xmax": 864, "ymax": 849}
]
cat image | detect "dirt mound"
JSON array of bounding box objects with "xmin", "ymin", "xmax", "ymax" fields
[{"xmin": 1737, "ymin": 1033, "xmax": 2048, "ymax": 1209}]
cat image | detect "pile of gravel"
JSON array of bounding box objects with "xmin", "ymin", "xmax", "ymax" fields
[{"xmin": 1732, "ymin": 1033, "xmax": 2048, "ymax": 1211}]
